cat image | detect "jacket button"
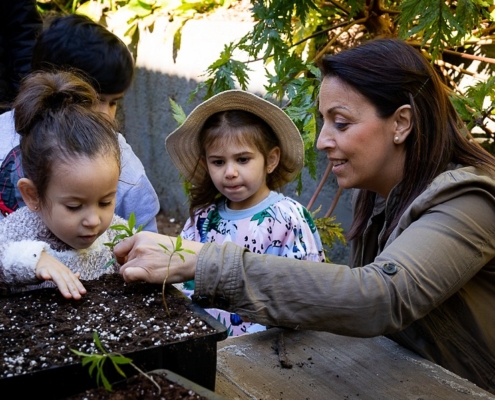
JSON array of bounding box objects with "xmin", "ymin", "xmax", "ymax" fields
[
  {"xmin": 192, "ymin": 294, "xmax": 210, "ymax": 307},
  {"xmin": 382, "ymin": 263, "xmax": 398, "ymax": 275}
]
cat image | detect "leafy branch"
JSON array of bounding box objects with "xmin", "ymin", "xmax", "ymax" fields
[
  {"xmin": 36, "ymin": 0, "xmax": 237, "ymax": 56},
  {"xmin": 71, "ymin": 331, "xmax": 160, "ymax": 393},
  {"xmin": 158, "ymin": 236, "xmax": 195, "ymax": 317}
]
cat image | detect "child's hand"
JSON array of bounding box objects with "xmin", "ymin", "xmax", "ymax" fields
[{"xmin": 36, "ymin": 252, "xmax": 87, "ymax": 300}]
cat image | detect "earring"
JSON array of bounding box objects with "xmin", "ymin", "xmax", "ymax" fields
[
  {"xmin": 394, "ymin": 136, "xmax": 400, "ymax": 143},
  {"xmin": 34, "ymin": 206, "xmax": 38, "ymax": 210}
]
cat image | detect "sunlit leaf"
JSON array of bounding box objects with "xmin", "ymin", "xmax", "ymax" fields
[{"xmin": 169, "ymin": 98, "xmax": 187, "ymax": 125}]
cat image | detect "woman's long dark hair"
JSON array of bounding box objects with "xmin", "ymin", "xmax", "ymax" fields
[{"xmin": 318, "ymin": 39, "xmax": 495, "ymax": 241}]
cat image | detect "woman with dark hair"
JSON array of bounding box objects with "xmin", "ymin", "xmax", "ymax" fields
[{"xmin": 114, "ymin": 39, "xmax": 495, "ymax": 393}]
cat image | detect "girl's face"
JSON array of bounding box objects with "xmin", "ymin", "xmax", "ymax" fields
[
  {"xmin": 317, "ymin": 77, "xmax": 408, "ymax": 198},
  {"xmin": 39, "ymin": 154, "xmax": 119, "ymax": 250},
  {"xmin": 205, "ymin": 139, "xmax": 279, "ymax": 210}
]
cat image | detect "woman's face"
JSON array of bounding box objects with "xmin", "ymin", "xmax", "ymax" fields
[{"xmin": 317, "ymin": 77, "xmax": 407, "ymax": 198}]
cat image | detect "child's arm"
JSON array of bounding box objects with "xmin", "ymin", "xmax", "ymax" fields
[{"xmin": 0, "ymin": 240, "xmax": 86, "ymax": 299}]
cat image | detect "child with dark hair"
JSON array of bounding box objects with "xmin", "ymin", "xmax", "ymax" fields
[
  {"xmin": 31, "ymin": 13, "xmax": 134, "ymax": 98},
  {"xmin": 0, "ymin": 70, "xmax": 126, "ymax": 299},
  {"xmin": 0, "ymin": 14, "xmax": 160, "ymax": 232}
]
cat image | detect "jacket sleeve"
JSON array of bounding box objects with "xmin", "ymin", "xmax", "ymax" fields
[
  {"xmin": 116, "ymin": 134, "xmax": 160, "ymax": 233},
  {"xmin": 0, "ymin": 240, "xmax": 49, "ymax": 286},
  {"xmin": 193, "ymin": 187, "xmax": 495, "ymax": 337},
  {"xmin": 0, "ymin": 209, "xmax": 51, "ymax": 287},
  {"xmin": 115, "ymin": 173, "xmax": 160, "ymax": 232}
]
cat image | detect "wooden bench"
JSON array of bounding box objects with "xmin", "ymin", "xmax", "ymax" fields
[{"xmin": 215, "ymin": 327, "xmax": 494, "ymax": 399}]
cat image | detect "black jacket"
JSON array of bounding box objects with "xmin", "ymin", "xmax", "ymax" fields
[{"xmin": 0, "ymin": 0, "xmax": 42, "ymax": 112}]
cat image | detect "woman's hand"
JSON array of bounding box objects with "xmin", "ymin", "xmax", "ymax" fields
[
  {"xmin": 114, "ymin": 232, "xmax": 202, "ymax": 284},
  {"xmin": 36, "ymin": 252, "xmax": 87, "ymax": 299}
]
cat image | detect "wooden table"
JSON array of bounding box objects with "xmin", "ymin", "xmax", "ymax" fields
[{"xmin": 215, "ymin": 328, "xmax": 494, "ymax": 399}]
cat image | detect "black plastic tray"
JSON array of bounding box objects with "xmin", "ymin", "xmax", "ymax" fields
[
  {"xmin": 0, "ymin": 284, "xmax": 227, "ymax": 399},
  {"xmin": 68, "ymin": 369, "xmax": 226, "ymax": 399}
]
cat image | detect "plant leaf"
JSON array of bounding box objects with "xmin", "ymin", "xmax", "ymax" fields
[{"xmin": 169, "ymin": 97, "xmax": 187, "ymax": 125}]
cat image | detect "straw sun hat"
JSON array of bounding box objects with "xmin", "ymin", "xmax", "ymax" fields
[{"xmin": 165, "ymin": 89, "xmax": 304, "ymax": 188}]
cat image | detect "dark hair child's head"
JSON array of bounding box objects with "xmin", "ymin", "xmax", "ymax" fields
[
  {"xmin": 188, "ymin": 110, "xmax": 293, "ymax": 218},
  {"xmin": 14, "ymin": 71, "xmax": 121, "ymax": 207},
  {"xmin": 31, "ymin": 14, "xmax": 134, "ymax": 95}
]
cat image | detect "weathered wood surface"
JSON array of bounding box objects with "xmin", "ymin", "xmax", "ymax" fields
[{"xmin": 215, "ymin": 328, "xmax": 494, "ymax": 399}]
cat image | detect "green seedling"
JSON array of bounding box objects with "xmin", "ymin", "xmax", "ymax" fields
[
  {"xmin": 103, "ymin": 212, "xmax": 143, "ymax": 269},
  {"xmin": 158, "ymin": 236, "xmax": 195, "ymax": 317},
  {"xmin": 71, "ymin": 331, "xmax": 160, "ymax": 393}
]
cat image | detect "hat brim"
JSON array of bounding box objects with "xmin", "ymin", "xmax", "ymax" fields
[{"xmin": 165, "ymin": 90, "xmax": 304, "ymax": 187}]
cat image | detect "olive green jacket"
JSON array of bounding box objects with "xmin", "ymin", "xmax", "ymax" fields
[{"xmin": 193, "ymin": 165, "xmax": 495, "ymax": 393}]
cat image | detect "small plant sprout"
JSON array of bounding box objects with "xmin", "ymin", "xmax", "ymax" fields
[
  {"xmin": 71, "ymin": 331, "xmax": 160, "ymax": 393},
  {"xmin": 103, "ymin": 212, "xmax": 143, "ymax": 269},
  {"xmin": 158, "ymin": 236, "xmax": 195, "ymax": 317}
]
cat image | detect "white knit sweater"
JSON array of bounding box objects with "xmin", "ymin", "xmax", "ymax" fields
[{"xmin": 0, "ymin": 207, "xmax": 127, "ymax": 293}]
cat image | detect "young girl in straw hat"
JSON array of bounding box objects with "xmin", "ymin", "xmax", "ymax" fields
[{"xmin": 166, "ymin": 89, "xmax": 324, "ymax": 336}]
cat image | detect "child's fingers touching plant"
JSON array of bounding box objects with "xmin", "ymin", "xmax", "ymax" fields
[{"xmin": 36, "ymin": 252, "xmax": 87, "ymax": 299}]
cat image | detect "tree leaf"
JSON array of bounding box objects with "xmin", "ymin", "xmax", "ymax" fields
[{"xmin": 169, "ymin": 98, "xmax": 187, "ymax": 125}]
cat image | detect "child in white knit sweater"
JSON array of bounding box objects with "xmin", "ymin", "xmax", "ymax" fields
[{"xmin": 0, "ymin": 70, "xmax": 127, "ymax": 299}]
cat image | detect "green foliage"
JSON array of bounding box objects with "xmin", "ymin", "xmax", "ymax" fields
[
  {"xmin": 190, "ymin": 43, "xmax": 252, "ymax": 100},
  {"xmin": 37, "ymin": 1, "xmax": 495, "ymax": 162},
  {"xmin": 158, "ymin": 235, "xmax": 195, "ymax": 264},
  {"xmin": 314, "ymin": 216, "xmax": 346, "ymax": 263},
  {"xmin": 36, "ymin": 0, "xmax": 234, "ymax": 50},
  {"xmin": 105, "ymin": 212, "xmax": 143, "ymax": 249},
  {"xmin": 71, "ymin": 331, "xmax": 160, "ymax": 393},
  {"xmin": 169, "ymin": 97, "xmax": 187, "ymax": 125},
  {"xmin": 450, "ymin": 76, "xmax": 495, "ymax": 153},
  {"xmin": 158, "ymin": 236, "xmax": 196, "ymax": 316},
  {"xmin": 71, "ymin": 331, "xmax": 132, "ymax": 391},
  {"xmin": 103, "ymin": 212, "xmax": 143, "ymax": 269},
  {"xmin": 193, "ymin": 0, "xmax": 495, "ymax": 168}
]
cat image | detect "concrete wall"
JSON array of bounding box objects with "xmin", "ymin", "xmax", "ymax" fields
[{"xmin": 121, "ymin": 15, "xmax": 352, "ymax": 263}]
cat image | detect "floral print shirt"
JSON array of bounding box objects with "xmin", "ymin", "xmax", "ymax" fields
[
  {"xmin": 181, "ymin": 191, "xmax": 325, "ymax": 336},
  {"xmin": 182, "ymin": 191, "xmax": 324, "ymax": 261}
]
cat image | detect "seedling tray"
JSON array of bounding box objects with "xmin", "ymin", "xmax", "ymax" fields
[
  {"xmin": 68, "ymin": 369, "xmax": 226, "ymax": 399},
  {"xmin": 0, "ymin": 276, "xmax": 227, "ymax": 399}
]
